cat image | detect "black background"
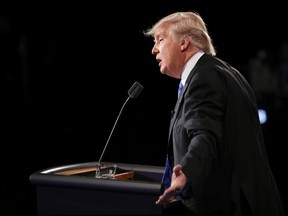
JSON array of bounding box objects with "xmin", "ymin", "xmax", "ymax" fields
[{"xmin": 1, "ymin": 1, "xmax": 288, "ymax": 215}]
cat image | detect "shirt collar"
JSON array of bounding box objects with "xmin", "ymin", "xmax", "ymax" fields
[{"xmin": 180, "ymin": 51, "xmax": 205, "ymax": 86}]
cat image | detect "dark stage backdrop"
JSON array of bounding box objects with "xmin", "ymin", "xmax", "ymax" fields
[{"xmin": 1, "ymin": 1, "xmax": 288, "ymax": 215}]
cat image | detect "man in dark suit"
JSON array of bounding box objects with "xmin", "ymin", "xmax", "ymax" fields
[{"xmin": 144, "ymin": 11, "xmax": 286, "ymax": 216}]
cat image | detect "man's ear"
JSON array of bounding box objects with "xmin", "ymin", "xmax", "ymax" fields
[{"xmin": 180, "ymin": 36, "xmax": 190, "ymax": 51}]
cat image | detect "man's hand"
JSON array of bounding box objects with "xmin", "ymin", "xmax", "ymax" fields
[{"xmin": 155, "ymin": 164, "xmax": 187, "ymax": 206}]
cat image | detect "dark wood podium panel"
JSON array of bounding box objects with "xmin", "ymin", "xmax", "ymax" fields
[{"xmin": 30, "ymin": 162, "xmax": 165, "ymax": 215}]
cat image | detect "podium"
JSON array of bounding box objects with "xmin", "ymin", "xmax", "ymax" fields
[{"xmin": 30, "ymin": 161, "xmax": 164, "ymax": 215}]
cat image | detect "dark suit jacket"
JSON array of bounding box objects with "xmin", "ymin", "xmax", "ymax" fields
[{"xmin": 168, "ymin": 53, "xmax": 285, "ymax": 216}]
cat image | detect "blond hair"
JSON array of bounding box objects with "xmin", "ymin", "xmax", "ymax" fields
[{"xmin": 144, "ymin": 11, "xmax": 216, "ymax": 56}]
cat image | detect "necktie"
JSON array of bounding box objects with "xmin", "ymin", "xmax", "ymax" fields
[
  {"xmin": 178, "ymin": 81, "xmax": 184, "ymax": 98},
  {"xmin": 161, "ymin": 81, "xmax": 184, "ymax": 192}
]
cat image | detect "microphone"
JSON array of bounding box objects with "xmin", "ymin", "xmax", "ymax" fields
[
  {"xmin": 170, "ymin": 110, "xmax": 175, "ymax": 118},
  {"xmin": 128, "ymin": 81, "xmax": 144, "ymax": 99},
  {"xmin": 95, "ymin": 81, "xmax": 144, "ymax": 178}
]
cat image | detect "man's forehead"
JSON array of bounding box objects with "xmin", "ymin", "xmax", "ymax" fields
[{"xmin": 154, "ymin": 25, "xmax": 169, "ymax": 38}]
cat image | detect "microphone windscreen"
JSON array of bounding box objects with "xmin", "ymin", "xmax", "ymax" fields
[{"xmin": 128, "ymin": 81, "xmax": 144, "ymax": 99}]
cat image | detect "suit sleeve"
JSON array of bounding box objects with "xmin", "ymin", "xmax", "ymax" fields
[{"xmin": 176, "ymin": 66, "xmax": 227, "ymax": 194}]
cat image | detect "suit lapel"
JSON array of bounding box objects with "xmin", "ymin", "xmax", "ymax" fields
[{"xmin": 168, "ymin": 53, "xmax": 208, "ymax": 141}]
